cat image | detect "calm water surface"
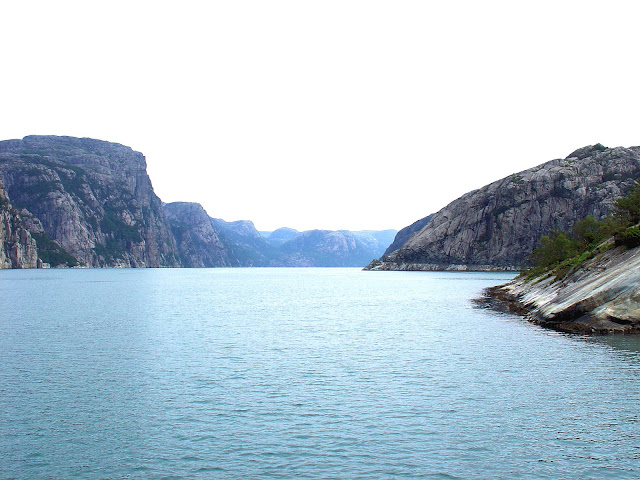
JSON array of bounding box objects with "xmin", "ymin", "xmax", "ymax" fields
[{"xmin": 1, "ymin": 268, "xmax": 640, "ymax": 479}]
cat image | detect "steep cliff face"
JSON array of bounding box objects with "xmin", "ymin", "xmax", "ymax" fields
[
  {"xmin": 0, "ymin": 180, "xmax": 39, "ymax": 268},
  {"xmin": 164, "ymin": 202, "xmax": 231, "ymax": 267},
  {"xmin": 485, "ymin": 244, "xmax": 640, "ymax": 334},
  {"xmin": 375, "ymin": 144, "xmax": 640, "ymax": 271},
  {"xmin": 0, "ymin": 136, "xmax": 179, "ymax": 267}
]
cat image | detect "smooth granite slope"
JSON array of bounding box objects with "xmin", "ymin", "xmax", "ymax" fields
[{"xmin": 486, "ymin": 245, "xmax": 640, "ymax": 334}]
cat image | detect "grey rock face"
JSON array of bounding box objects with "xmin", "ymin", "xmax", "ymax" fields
[
  {"xmin": 0, "ymin": 180, "xmax": 39, "ymax": 268},
  {"xmin": 0, "ymin": 136, "xmax": 179, "ymax": 268},
  {"xmin": 376, "ymin": 144, "xmax": 640, "ymax": 270},
  {"xmin": 487, "ymin": 244, "xmax": 640, "ymax": 334},
  {"xmin": 164, "ymin": 202, "xmax": 231, "ymax": 267},
  {"xmin": 383, "ymin": 215, "xmax": 434, "ymax": 256}
]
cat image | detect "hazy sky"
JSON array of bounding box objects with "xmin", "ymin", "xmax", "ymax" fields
[{"xmin": 2, "ymin": 1, "xmax": 640, "ymax": 231}]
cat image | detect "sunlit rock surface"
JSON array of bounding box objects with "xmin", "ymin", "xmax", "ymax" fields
[{"xmin": 486, "ymin": 245, "xmax": 640, "ymax": 334}]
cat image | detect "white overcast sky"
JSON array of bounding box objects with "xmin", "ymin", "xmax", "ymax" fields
[{"xmin": 2, "ymin": 1, "xmax": 640, "ymax": 231}]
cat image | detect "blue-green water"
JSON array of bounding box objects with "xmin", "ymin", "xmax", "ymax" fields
[{"xmin": 1, "ymin": 268, "xmax": 640, "ymax": 479}]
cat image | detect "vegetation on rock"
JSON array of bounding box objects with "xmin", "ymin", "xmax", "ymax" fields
[{"xmin": 526, "ymin": 180, "xmax": 640, "ymax": 280}]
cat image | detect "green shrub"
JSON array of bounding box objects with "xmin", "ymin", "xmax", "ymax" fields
[
  {"xmin": 617, "ymin": 225, "xmax": 640, "ymax": 248},
  {"xmin": 32, "ymin": 233, "xmax": 79, "ymax": 267},
  {"xmin": 524, "ymin": 178, "xmax": 640, "ymax": 280}
]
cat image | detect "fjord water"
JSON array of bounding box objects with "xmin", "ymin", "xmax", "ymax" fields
[{"xmin": 2, "ymin": 269, "xmax": 640, "ymax": 479}]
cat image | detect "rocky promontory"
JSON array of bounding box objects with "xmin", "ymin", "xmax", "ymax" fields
[
  {"xmin": 485, "ymin": 244, "xmax": 640, "ymax": 334},
  {"xmin": 372, "ymin": 144, "xmax": 640, "ymax": 271}
]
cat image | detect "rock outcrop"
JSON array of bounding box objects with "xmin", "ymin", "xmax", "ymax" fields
[
  {"xmin": 164, "ymin": 202, "xmax": 231, "ymax": 267},
  {"xmin": 0, "ymin": 179, "xmax": 40, "ymax": 268},
  {"xmin": 0, "ymin": 136, "xmax": 179, "ymax": 267},
  {"xmin": 484, "ymin": 244, "xmax": 640, "ymax": 334},
  {"xmin": 372, "ymin": 144, "xmax": 640, "ymax": 271}
]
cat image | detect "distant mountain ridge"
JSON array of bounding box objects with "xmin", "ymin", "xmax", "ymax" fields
[
  {"xmin": 370, "ymin": 144, "xmax": 640, "ymax": 271},
  {"xmin": 167, "ymin": 203, "xmax": 396, "ymax": 267},
  {"xmin": 0, "ymin": 135, "xmax": 395, "ymax": 268}
]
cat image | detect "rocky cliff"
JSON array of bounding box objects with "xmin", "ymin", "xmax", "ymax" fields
[
  {"xmin": 371, "ymin": 144, "xmax": 640, "ymax": 271},
  {"xmin": 0, "ymin": 136, "xmax": 179, "ymax": 267},
  {"xmin": 164, "ymin": 202, "xmax": 231, "ymax": 267},
  {"xmin": 0, "ymin": 135, "xmax": 396, "ymax": 269},
  {"xmin": 0, "ymin": 179, "xmax": 40, "ymax": 268},
  {"xmin": 383, "ymin": 214, "xmax": 434, "ymax": 256},
  {"xmin": 484, "ymin": 244, "xmax": 640, "ymax": 334}
]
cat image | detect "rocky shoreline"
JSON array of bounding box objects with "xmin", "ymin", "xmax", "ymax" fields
[
  {"xmin": 365, "ymin": 259, "xmax": 519, "ymax": 271},
  {"xmin": 484, "ymin": 245, "xmax": 640, "ymax": 334}
]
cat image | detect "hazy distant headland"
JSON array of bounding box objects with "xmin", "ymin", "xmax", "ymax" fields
[{"xmin": 0, "ymin": 135, "xmax": 396, "ymax": 269}]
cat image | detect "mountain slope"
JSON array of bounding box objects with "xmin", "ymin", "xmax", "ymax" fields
[
  {"xmin": 164, "ymin": 202, "xmax": 231, "ymax": 267},
  {"xmin": 372, "ymin": 144, "xmax": 640, "ymax": 271},
  {"xmin": 0, "ymin": 135, "xmax": 179, "ymax": 267},
  {"xmin": 279, "ymin": 230, "xmax": 385, "ymax": 267},
  {"xmin": 383, "ymin": 214, "xmax": 434, "ymax": 256},
  {"xmin": 0, "ymin": 179, "xmax": 40, "ymax": 268}
]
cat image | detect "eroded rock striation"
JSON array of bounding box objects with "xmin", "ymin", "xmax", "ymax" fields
[
  {"xmin": 372, "ymin": 144, "xmax": 640, "ymax": 271},
  {"xmin": 0, "ymin": 136, "xmax": 179, "ymax": 267},
  {"xmin": 484, "ymin": 245, "xmax": 640, "ymax": 334}
]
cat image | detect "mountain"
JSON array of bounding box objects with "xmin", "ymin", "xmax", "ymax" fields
[
  {"xmin": 383, "ymin": 215, "xmax": 434, "ymax": 256},
  {"xmin": 211, "ymin": 218, "xmax": 280, "ymax": 266},
  {"xmin": 263, "ymin": 227, "xmax": 300, "ymax": 247},
  {"xmin": 370, "ymin": 144, "xmax": 640, "ymax": 271},
  {"xmin": 356, "ymin": 229, "xmax": 399, "ymax": 252},
  {"xmin": 164, "ymin": 202, "xmax": 231, "ymax": 267},
  {"xmin": 0, "ymin": 179, "xmax": 40, "ymax": 268},
  {"xmin": 0, "ymin": 136, "xmax": 179, "ymax": 267},
  {"xmin": 278, "ymin": 230, "xmax": 387, "ymax": 267},
  {"xmin": 0, "ymin": 135, "xmax": 397, "ymax": 269}
]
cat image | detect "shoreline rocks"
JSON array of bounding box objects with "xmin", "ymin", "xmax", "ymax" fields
[{"xmin": 484, "ymin": 245, "xmax": 640, "ymax": 334}]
